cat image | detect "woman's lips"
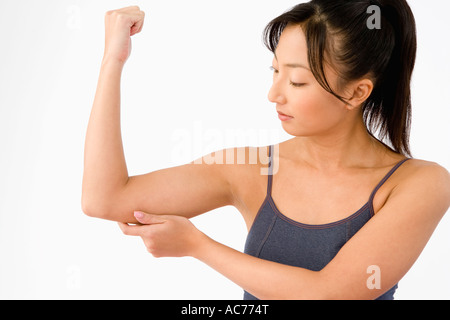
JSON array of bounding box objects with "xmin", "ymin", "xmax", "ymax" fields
[{"xmin": 277, "ymin": 111, "xmax": 293, "ymax": 121}]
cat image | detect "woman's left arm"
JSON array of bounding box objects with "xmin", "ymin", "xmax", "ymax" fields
[{"xmin": 119, "ymin": 163, "xmax": 450, "ymax": 299}]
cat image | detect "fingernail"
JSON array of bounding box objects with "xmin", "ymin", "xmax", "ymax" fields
[{"xmin": 134, "ymin": 211, "xmax": 144, "ymax": 218}]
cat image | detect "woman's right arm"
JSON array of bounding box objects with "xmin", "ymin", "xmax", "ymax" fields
[
  {"xmin": 81, "ymin": 7, "xmax": 242, "ymax": 223},
  {"xmin": 82, "ymin": 6, "xmax": 142, "ymax": 220}
]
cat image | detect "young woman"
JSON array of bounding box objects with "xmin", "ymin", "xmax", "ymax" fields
[{"xmin": 82, "ymin": 1, "xmax": 450, "ymax": 300}]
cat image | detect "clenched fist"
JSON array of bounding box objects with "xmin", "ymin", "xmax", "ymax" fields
[{"xmin": 103, "ymin": 6, "xmax": 145, "ymax": 65}]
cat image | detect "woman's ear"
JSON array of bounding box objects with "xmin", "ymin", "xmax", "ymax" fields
[{"xmin": 344, "ymin": 79, "xmax": 374, "ymax": 110}]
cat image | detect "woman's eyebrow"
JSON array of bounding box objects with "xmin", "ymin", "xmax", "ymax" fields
[{"xmin": 274, "ymin": 53, "xmax": 310, "ymax": 71}]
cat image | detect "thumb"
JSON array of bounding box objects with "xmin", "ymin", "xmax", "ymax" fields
[{"xmin": 134, "ymin": 211, "xmax": 166, "ymax": 225}]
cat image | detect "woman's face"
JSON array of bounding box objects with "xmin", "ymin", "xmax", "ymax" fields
[{"xmin": 268, "ymin": 24, "xmax": 352, "ymax": 138}]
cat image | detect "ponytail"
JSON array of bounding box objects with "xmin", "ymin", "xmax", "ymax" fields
[{"xmin": 363, "ymin": 0, "xmax": 417, "ymax": 157}]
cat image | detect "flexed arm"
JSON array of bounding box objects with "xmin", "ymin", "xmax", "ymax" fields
[
  {"xmin": 82, "ymin": 7, "xmax": 145, "ymax": 219},
  {"xmin": 82, "ymin": 7, "xmax": 241, "ymax": 223}
]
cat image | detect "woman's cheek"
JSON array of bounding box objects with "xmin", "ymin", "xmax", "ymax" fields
[
  {"xmin": 291, "ymin": 94, "xmax": 325, "ymax": 131},
  {"xmin": 289, "ymin": 91, "xmax": 341, "ymax": 135}
]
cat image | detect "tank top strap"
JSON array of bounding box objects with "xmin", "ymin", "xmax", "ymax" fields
[
  {"xmin": 266, "ymin": 145, "xmax": 274, "ymax": 195},
  {"xmin": 368, "ymin": 157, "xmax": 411, "ymax": 202}
]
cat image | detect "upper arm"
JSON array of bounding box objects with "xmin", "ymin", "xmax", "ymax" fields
[
  {"xmin": 92, "ymin": 148, "xmax": 240, "ymax": 222},
  {"xmin": 318, "ymin": 162, "xmax": 450, "ymax": 299}
]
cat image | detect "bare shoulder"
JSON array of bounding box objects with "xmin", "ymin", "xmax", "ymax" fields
[
  {"xmin": 401, "ymin": 159, "xmax": 450, "ymax": 186},
  {"xmin": 213, "ymin": 145, "xmax": 271, "ymax": 227},
  {"xmin": 394, "ymin": 158, "xmax": 450, "ymax": 215},
  {"xmin": 222, "ymin": 144, "xmax": 271, "ymax": 189},
  {"xmin": 190, "ymin": 145, "xmax": 270, "ymax": 189}
]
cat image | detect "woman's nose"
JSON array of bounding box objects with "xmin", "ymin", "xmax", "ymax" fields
[{"xmin": 268, "ymin": 81, "xmax": 286, "ymax": 105}]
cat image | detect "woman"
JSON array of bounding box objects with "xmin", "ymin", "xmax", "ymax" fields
[{"xmin": 82, "ymin": 1, "xmax": 450, "ymax": 299}]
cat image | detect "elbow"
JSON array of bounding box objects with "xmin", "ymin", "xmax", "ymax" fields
[
  {"xmin": 81, "ymin": 201, "xmax": 101, "ymax": 219},
  {"xmin": 81, "ymin": 195, "xmax": 111, "ymax": 220},
  {"xmin": 82, "ymin": 204, "xmax": 111, "ymax": 220}
]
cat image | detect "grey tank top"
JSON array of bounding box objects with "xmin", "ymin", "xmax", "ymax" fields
[{"xmin": 243, "ymin": 145, "xmax": 410, "ymax": 300}]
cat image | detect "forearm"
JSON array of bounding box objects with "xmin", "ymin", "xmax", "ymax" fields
[
  {"xmin": 82, "ymin": 58, "xmax": 128, "ymax": 212},
  {"xmin": 124, "ymin": 212, "xmax": 329, "ymax": 299},
  {"xmin": 194, "ymin": 235, "xmax": 325, "ymax": 300}
]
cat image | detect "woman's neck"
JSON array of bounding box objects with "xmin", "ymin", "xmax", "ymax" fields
[{"xmin": 286, "ymin": 118, "xmax": 393, "ymax": 172}]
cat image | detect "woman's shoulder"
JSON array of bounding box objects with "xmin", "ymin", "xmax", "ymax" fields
[
  {"xmin": 402, "ymin": 158, "xmax": 450, "ymax": 179},
  {"xmin": 395, "ymin": 158, "xmax": 450, "ymax": 209}
]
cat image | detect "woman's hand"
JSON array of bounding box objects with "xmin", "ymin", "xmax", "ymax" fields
[
  {"xmin": 118, "ymin": 212, "xmax": 207, "ymax": 258},
  {"xmin": 103, "ymin": 6, "xmax": 145, "ymax": 65}
]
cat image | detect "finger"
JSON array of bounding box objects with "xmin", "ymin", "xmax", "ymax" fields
[
  {"xmin": 119, "ymin": 5, "xmax": 141, "ymax": 12},
  {"xmin": 130, "ymin": 11, "xmax": 145, "ymax": 36},
  {"xmin": 118, "ymin": 222, "xmax": 143, "ymax": 236},
  {"xmin": 109, "ymin": 7, "xmax": 145, "ymax": 33},
  {"xmin": 132, "ymin": 20, "xmax": 144, "ymax": 35},
  {"xmin": 136, "ymin": 14, "xmax": 145, "ymax": 33},
  {"xmin": 134, "ymin": 211, "xmax": 166, "ymax": 225}
]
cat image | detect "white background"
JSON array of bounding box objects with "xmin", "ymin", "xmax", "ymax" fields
[{"xmin": 0, "ymin": 0, "xmax": 449, "ymax": 299}]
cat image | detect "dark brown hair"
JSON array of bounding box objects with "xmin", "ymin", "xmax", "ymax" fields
[{"xmin": 263, "ymin": 0, "xmax": 417, "ymax": 157}]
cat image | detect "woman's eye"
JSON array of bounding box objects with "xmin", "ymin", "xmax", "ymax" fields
[
  {"xmin": 269, "ymin": 66, "xmax": 305, "ymax": 87},
  {"xmin": 290, "ymin": 81, "xmax": 306, "ymax": 88}
]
